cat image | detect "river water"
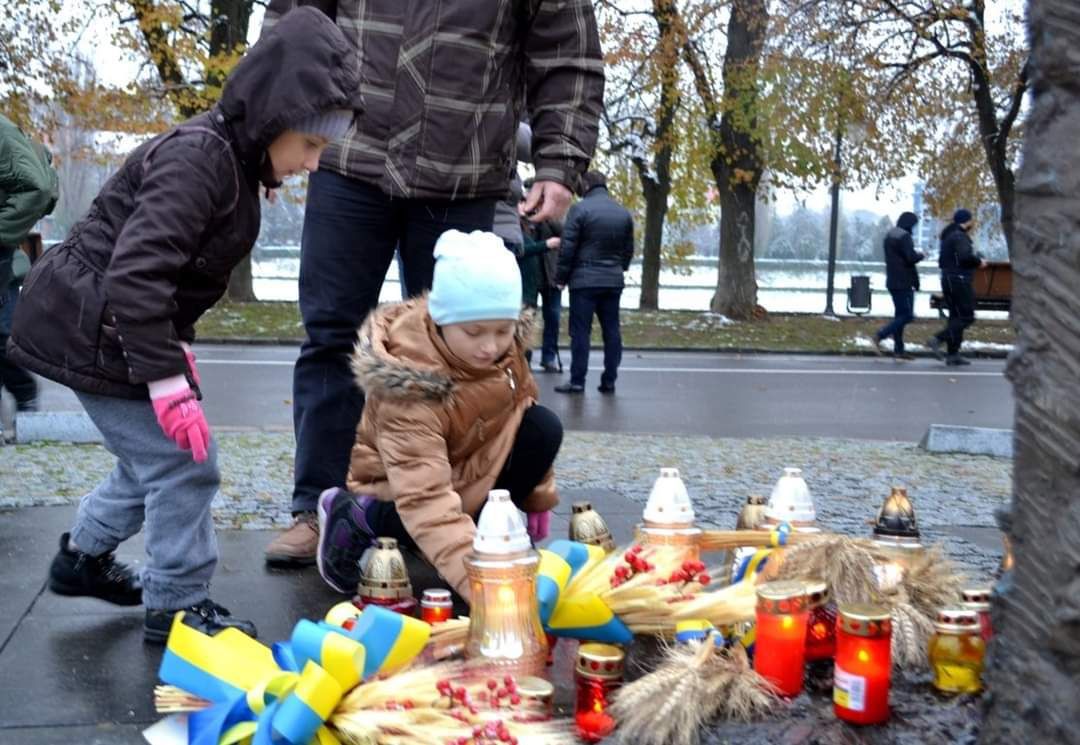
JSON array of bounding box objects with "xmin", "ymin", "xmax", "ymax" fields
[{"xmin": 252, "ymin": 254, "xmax": 1007, "ymax": 320}]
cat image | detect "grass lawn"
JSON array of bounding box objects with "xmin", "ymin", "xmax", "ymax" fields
[{"xmin": 196, "ymin": 301, "xmax": 1016, "ymax": 353}]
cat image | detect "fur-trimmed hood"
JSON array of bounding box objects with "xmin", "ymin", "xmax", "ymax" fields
[{"xmin": 350, "ymin": 296, "xmax": 535, "ymax": 402}]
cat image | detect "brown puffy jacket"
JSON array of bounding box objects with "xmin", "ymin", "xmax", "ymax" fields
[
  {"xmin": 7, "ymin": 8, "xmax": 359, "ymax": 397},
  {"xmin": 347, "ymin": 298, "xmax": 557, "ymax": 599}
]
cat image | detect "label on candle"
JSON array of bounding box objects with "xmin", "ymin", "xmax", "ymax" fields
[{"xmin": 833, "ymin": 666, "xmax": 867, "ymax": 712}]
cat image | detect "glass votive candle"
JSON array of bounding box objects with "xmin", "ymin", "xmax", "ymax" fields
[
  {"xmin": 833, "ymin": 604, "xmax": 892, "ymax": 725},
  {"xmin": 928, "ymin": 607, "xmax": 985, "ymax": 694},
  {"xmin": 804, "ymin": 580, "xmax": 837, "ymax": 661},
  {"xmin": 960, "ymin": 587, "xmax": 993, "ymax": 641},
  {"xmin": 574, "ymin": 643, "xmax": 624, "ymax": 743},
  {"xmin": 754, "ymin": 580, "xmax": 810, "ymax": 697},
  {"xmin": 419, "ymin": 588, "xmax": 453, "ymax": 625}
]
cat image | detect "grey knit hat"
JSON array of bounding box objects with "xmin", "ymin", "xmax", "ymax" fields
[{"xmin": 291, "ymin": 108, "xmax": 353, "ymax": 141}]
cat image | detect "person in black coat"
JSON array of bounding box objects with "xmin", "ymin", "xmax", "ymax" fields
[
  {"xmin": 928, "ymin": 208, "xmax": 985, "ymax": 365},
  {"xmin": 873, "ymin": 211, "xmax": 924, "ymax": 359},
  {"xmin": 553, "ymin": 171, "xmax": 634, "ymax": 394}
]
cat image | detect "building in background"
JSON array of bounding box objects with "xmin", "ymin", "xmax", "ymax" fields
[{"xmin": 912, "ymin": 182, "xmax": 942, "ymax": 256}]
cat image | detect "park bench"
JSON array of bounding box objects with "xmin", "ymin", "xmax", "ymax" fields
[{"xmin": 929, "ymin": 260, "xmax": 1012, "ymax": 317}]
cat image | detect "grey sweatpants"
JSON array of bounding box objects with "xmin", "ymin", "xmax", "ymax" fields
[{"xmin": 71, "ymin": 390, "xmax": 219, "ymax": 610}]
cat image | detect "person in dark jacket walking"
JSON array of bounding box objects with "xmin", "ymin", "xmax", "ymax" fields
[
  {"xmin": 6, "ymin": 8, "xmax": 359, "ymax": 643},
  {"xmin": 928, "ymin": 208, "xmax": 985, "ymax": 365},
  {"xmin": 259, "ymin": 0, "xmax": 605, "ymax": 567},
  {"xmin": 0, "ymin": 114, "xmax": 58, "ymax": 422},
  {"xmin": 520, "ymin": 207, "xmax": 563, "ymax": 371},
  {"xmin": 554, "ymin": 172, "xmax": 634, "ymax": 395},
  {"xmin": 872, "ymin": 211, "xmax": 924, "ymax": 360}
]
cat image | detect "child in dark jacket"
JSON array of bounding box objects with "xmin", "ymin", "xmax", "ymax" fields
[{"xmin": 6, "ymin": 8, "xmax": 359, "ymax": 642}]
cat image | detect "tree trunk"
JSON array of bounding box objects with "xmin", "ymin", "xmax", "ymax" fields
[
  {"xmin": 214, "ymin": 0, "xmax": 258, "ymax": 302},
  {"xmin": 636, "ymin": 0, "xmax": 680, "ymax": 311},
  {"xmin": 709, "ymin": 0, "xmax": 766, "ymax": 319},
  {"xmin": 711, "ymin": 162, "xmax": 758, "ymax": 318},
  {"xmin": 638, "ymin": 178, "xmax": 668, "ymax": 310},
  {"xmin": 980, "ymin": 1, "xmax": 1080, "ymax": 740}
]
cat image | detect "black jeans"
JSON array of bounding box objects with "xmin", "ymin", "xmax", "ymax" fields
[
  {"xmin": 0, "ymin": 285, "xmax": 37, "ymax": 406},
  {"xmin": 935, "ymin": 273, "xmax": 975, "ymax": 355},
  {"xmin": 366, "ymin": 404, "xmax": 564, "ymax": 549},
  {"xmin": 876, "ymin": 289, "xmax": 915, "ymax": 354},
  {"xmin": 568, "ymin": 287, "xmax": 622, "ymax": 387},
  {"xmin": 291, "ymin": 171, "xmax": 496, "ymax": 513},
  {"xmin": 538, "ymin": 285, "xmax": 562, "ymax": 367}
]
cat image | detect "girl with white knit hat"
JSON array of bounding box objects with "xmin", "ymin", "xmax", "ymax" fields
[{"xmin": 316, "ymin": 229, "xmax": 562, "ymax": 604}]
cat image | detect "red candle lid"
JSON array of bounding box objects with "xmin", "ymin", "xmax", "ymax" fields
[
  {"xmin": 421, "ymin": 588, "xmax": 453, "ymax": 608},
  {"xmin": 576, "ymin": 643, "xmax": 625, "ymax": 680},
  {"xmin": 756, "ymin": 580, "xmax": 808, "ymax": 614},
  {"xmin": 838, "ymin": 603, "xmax": 891, "ymax": 638}
]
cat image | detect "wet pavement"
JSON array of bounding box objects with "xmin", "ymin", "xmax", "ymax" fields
[
  {"xmin": 0, "ymin": 484, "xmax": 999, "ymax": 744},
  {"xmin": 0, "ymin": 490, "xmax": 645, "ymax": 744},
  {"xmin": 34, "ymin": 346, "xmax": 1013, "ymax": 441}
]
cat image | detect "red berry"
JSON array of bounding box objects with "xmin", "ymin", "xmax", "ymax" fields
[
  {"xmin": 487, "ymin": 678, "xmax": 498, "ymax": 690},
  {"xmin": 682, "ymin": 560, "xmax": 695, "ymax": 573},
  {"xmin": 615, "ymin": 565, "xmax": 630, "ymax": 578},
  {"xmin": 499, "ymin": 730, "xmax": 512, "ymax": 742},
  {"xmin": 623, "ymin": 551, "xmax": 635, "ymax": 563},
  {"xmin": 504, "ymin": 675, "xmax": 514, "ymax": 686},
  {"xmin": 473, "ymin": 725, "xmax": 485, "ymax": 737},
  {"xmin": 510, "ymin": 693, "xmax": 522, "ymax": 705},
  {"xmin": 631, "ymin": 545, "xmax": 644, "ymax": 554},
  {"xmin": 698, "ymin": 573, "xmax": 711, "ymax": 585}
]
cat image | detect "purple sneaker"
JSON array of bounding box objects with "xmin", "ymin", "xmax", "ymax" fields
[{"xmin": 316, "ymin": 488, "xmax": 377, "ymax": 594}]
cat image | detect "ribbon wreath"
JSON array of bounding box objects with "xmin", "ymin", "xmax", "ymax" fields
[
  {"xmin": 155, "ymin": 603, "xmax": 431, "ymax": 745},
  {"xmin": 536, "ymin": 539, "xmax": 634, "ymax": 644}
]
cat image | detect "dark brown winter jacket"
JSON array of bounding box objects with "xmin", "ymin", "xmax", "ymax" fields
[
  {"xmin": 7, "ymin": 8, "xmax": 359, "ymax": 398},
  {"xmin": 262, "ymin": 0, "xmax": 604, "ymax": 200}
]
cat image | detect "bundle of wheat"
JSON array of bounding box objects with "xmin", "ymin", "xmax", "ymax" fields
[{"xmin": 610, "ymin": 636, "xmax": 777, "ymax": 745}]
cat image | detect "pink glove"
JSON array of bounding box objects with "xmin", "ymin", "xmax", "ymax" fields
[
  {"xmin": 149, "ymin": 375, "xmax": 210, "ymax": 463},
  {"xmin": 179, "ymin": 341, "xmax": 201, "ymax": 388},
  {"xmin": 526, "ymin": 511, "xmax": 551, "ymax": 543}
]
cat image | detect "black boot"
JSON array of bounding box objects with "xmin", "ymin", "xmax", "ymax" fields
[
  {"xmin": 48, "ymin": 532, "xmax": 142, "ymax": 606},
  {"xmin": 144, "ymin": 598, "xmax": 257, "ymax": 644}
]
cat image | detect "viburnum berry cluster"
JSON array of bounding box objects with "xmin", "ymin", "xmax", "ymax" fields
[
  {"xmin": 437, "ymin": 675, "xmax": 523, "ymax": 744},
  {"xmin": 609, "ymin": 545, "xmax": 654, "ymax": 587},
  {"xmin": 657, "ymin": 560, "xmax": 711, "ymax": 588}
]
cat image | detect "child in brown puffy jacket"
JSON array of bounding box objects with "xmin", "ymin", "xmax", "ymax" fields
[{"xmin": 316, "ymin": 229, "xmax": 562, "ymax": 602}]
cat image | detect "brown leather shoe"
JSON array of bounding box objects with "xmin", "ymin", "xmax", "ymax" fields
[{"xmin": 265, "ymin": 512, "xmax": 319, "ymax": 567}]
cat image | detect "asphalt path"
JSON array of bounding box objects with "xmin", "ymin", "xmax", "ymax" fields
[{"xmin": 36, "ymin": 345, "xmax": 1013, "ymax": 441}]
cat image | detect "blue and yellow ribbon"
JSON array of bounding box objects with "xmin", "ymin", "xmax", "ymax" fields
[
  {"xmin": 536, "ymin": 539, "xmax": 633, "ymax": 645},
  {"xmin": 157, "ymin": 603, "xmax": 431, "ymax": 745}
]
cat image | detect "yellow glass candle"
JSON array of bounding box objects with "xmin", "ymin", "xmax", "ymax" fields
[{"xmin": 928, "ymin": 608, "xmax": 985, "ymax": 694}]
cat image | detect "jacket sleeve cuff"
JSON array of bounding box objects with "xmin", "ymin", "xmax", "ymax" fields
[{"xmin": 533, "ymin": 161, "xmax": 582, "ymax": 191}]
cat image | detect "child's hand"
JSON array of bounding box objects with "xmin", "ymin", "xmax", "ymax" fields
[
  {"xmin": 149, "ymin": 374, "xmax": 211, "ymax": 463},
  {"xmin": 527, "ymin": 511, "xmax": 551, "ymax": 543}
]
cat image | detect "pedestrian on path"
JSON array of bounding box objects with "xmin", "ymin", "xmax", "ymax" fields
[
  {"xmin": 5, "ymin": 8, "xmax": 359, "ymax": 643},
  {"xmin": 554, "ymin": 171, "xmax": 635, "ymax": 395},
  {"xmin": 0, "ymin": 113, "xmax": 58, "ymax": 428},
  {"xmin": 316, "ymin": 230, "xmax": 562, "ymax": 603},
  {"xmin": 520, "ymin": 177, "xmax": 564, "ymax": 373},
  {"xmin": 260, "ymin": 0, "xmax": 603, "ymax": 569},
  {"xmin": 928, "ymin": 209, "xmax": 985, "ymax": 366},
  {"xmin": 873, "ymin": 211, "xmax": 924, "ymax": 360}
]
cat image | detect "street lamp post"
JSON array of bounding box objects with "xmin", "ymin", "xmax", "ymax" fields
[
  {"xmin": 824, "ymin": 126, "xmax": 844, "ymax": 316},
  {"xmin": 824, "ymin": 119, "xmax": 866, "ymax": 317}
]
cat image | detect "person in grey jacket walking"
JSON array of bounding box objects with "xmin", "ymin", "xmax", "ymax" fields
[{"xmin": 554, "ymin": 172, "xmax": 634, "ymax": 395}]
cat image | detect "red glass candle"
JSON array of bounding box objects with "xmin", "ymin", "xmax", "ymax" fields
[
  {"xmin": 754, "ymin": 581, "xmax": 810, "ymax": 697},
  {"xmin": 961, "ymin": 587, "xmax": 993, "ymax": 642},
  {"xmin": 420, "ymin": 588, "xmax": 453, "ymax": 624},
  {"xmin": 804, "ymin": 580, "xmax": 837, "ymax": 661},
  {"xmin": 833, "ymin": 604, "xmax": 891, "ymax": 725},
  {"xmin": 574, "ymin": 643, "xmax": 624, "ymax": 743}
]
